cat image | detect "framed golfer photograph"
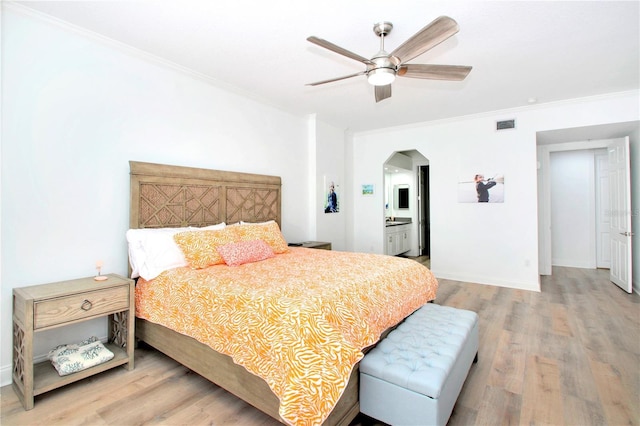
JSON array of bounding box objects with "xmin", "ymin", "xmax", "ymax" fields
[{"xmin": 458, "ymin": 173, "xmax": 504, "ymax": 203}]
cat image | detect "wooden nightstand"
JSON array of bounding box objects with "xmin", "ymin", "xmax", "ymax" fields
[
  {"xmin": 12, "ymin": 273, "xmax": 135, "ymax": 410},
  {"xmin": 297, "ymin": 241, "xmax": 332, "ymax": 250}
]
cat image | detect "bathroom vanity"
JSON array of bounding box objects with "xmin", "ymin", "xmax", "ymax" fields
[{"xmin": 385, "ymin": 220, "xmax": 412, "ymax": 256}]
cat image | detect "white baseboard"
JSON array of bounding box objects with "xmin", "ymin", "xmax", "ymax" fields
[
  {"xmin": 431, "ymin": 269, "xmax": 540, "ymax": 292},
  {"xmin": 551, "ymin": 259, "xmax": 596, "ymax": 269},
  {"xmin": 1, "ymin": 352, "xmax": 51, "ymax": 388},
  {"xmin": 1, "ymin": 363, "xmax": 12, "ymax": 388}
]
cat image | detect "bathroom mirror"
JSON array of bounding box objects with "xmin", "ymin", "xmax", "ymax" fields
[{"xmin": 395, "ymin": 185, "xmax": 409, "ymax": 209}]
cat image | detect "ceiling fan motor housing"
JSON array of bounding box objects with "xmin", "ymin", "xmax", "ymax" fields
[{"xmin": 369, "ymin": 55, "xmax": 399, "ymax": 71}]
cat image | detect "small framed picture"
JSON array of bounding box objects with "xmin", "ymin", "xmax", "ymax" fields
[
  {"xmin": 458, "ymin": 173, "xmax": 505, "ymax": 203},
  {"xmin": 324, "ymin": 177, "xmax": 339, "ymax": 213},
  {"xmin": 361, "ymin": 184, "xmax": 374, "ymax": 196}
]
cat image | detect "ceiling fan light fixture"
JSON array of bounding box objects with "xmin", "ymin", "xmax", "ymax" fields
[{"xmin": 367, "ymin": 68, "xmax": 396, "ymax": 86}]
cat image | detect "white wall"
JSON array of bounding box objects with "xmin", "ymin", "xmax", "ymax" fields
[
  {"xmin": 550, "ymin": 150, "xmax": 597, "ymax": 268},
  {"xmin": 1, "ymin": 6, "xmax": 311, "ymax": 384},
  {"xmin": 315, "ymin": 119, "xmax": 347, "ymax": 251},
  {"xmin": 351, "ymin": 92, "xmax": 640, "ymax": 292}
]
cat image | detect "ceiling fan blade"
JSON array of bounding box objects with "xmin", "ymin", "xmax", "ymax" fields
[
  {"xmin": 375, "ymin": 85, "xmax": 392, "ymax": 103},
  {"xmin": 307, "ymin": 36, "xmax": 373, "ymax": 65},
  {"xmin": 306, "ymin": 71, "xmax": 365, "ymax": 86},
  {"xmin": 390, "ymin": 16, "xmax": 460, "ymax": 64},
  {"xmin": 398, "ymin": 64, "xmax": 472, "ymax": 80}
]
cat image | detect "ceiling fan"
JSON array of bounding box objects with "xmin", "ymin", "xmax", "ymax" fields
[{"xmin": 306, "ymin": 16, "xmax": 472, "ymax": 102}]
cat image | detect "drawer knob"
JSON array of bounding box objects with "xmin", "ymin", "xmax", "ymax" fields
[{"xmin": 81, "ymin": 300, "xmax": 93, "ymax": 311}]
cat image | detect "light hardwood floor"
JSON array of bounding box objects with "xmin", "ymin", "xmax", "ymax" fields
[{"xmin": 2, "ymin": 266, "xmax": 638, "ymax": 425}]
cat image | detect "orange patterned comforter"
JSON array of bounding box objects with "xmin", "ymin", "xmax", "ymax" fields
[{"xmin": 135, "ymin": 247, "xmax": 438, "ymax": 425}]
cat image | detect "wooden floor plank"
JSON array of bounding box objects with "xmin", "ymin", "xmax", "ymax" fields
[
  {"xmin": 472, "ymin": 385, "xmax": 522, "ymax": 426},
  {"xmin": 520, "ymin": 355, "xmax": 564, "ymax": 426},
  {"xmin": 561, "ymin": 393, "xmax": 606, "ymax": 426},
  {"xmin": 487, "ymin": 330, "xmax": 526, "ymax": 395},
  {"xmin": 588, "ymin": 358, "xmax": 640, "ymax": 425}
]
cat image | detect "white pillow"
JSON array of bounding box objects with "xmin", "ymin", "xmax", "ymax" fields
[
  {"xmin": 126, "ymin": 222, "xmax": 226, "ymax": 280},
  {"xmin": 197, "ymin": 223, "xmax": 229, "ymax": 231},
  {"xmin": 239, "ymin": 220, "xmax": 276, "ymax": 225}
]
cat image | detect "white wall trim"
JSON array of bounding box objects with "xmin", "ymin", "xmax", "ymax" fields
[
  {"xmin": 538, "ymin": 145, "xmax": 552, "ymax": 275},
  {"xmin": 587, "ymin": 151, "xmax": 597, "ymax": 268},
  {"xmin": 1, "ymin": 365, "xmax": 12, "ymax": 388},
  {"xmin": 307, "ymin": 114, "xmax": 318, "ymax": 239},
  {"xmin": 0, "ymin": 2, "xmax": 5, "ymax": 389},
  {"xmin": 551, "ymin": 258, "xmax": 597, "ymax": 269},
  {"xmin": 356, "ymin": 90, "xmax": 640, "ymax": 137},
  {"xmin": 432, "ymin": 271, "xmax": 540, "ymax": 293}
]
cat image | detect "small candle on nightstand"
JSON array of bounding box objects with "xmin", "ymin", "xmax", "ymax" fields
[{"xmin": 94, "ymin": 260, "xmax": 108, "ymax": 281}]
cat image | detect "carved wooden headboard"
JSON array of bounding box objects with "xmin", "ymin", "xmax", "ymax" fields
[{"xmin": 129, "ymin": 161, "xmax": 281, "ymax": 229}]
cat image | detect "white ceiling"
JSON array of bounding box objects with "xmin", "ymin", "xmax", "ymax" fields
[{"xmin": 11, "ymin": 1, "xmax": 640, "ymax": 133}]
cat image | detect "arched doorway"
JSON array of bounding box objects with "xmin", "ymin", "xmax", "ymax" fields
[{"xmin": 383, "ymin": 150, "xmax": 429, "ymax": 258}]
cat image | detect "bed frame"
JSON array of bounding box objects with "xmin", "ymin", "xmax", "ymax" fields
[{"xmin": 129, "ymin": 161, "xmax": 360, "ymax": 425}]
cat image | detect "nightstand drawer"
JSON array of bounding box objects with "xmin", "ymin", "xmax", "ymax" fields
[{"xmin": 34, "ymin": 285, "xmax": 129, "ymax": 329}]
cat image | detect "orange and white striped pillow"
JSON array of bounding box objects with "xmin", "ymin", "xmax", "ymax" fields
[
  {"xmin": 174, "ymin": 227, "xmax": 238, "ymax": 269},
  {"xmin": 234, "ymin": 221, "xmax": 289, "ymax": 254}
]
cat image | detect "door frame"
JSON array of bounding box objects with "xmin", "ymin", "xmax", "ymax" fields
[
  {"xmin": 418, "ymin": 165, "xmax": 430, "ymax": 256},
  {"xmin": 383, "ymin": 150, "xmax": 429, "ymax": 257},
  {"xmin": 538, "ymin": 139, "xmax": 614, "ymax": 275},
  {"xmin": 538, "ymin": 138, "xmax": 630, "ymax": 280}
]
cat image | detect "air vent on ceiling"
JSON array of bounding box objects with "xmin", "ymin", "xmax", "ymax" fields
[{"xmin": 496, "ymin": 119, "xmax": 516, "ymax": 131}]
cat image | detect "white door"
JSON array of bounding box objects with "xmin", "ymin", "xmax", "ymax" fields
[
  {"xmin": 608, "ymin": 137, "xmax": 633, "ymax": 293},
  {"xmin": 595, "ymin": 150, "xmax": 610, "ymax": 268}
]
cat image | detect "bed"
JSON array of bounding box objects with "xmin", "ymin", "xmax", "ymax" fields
[{"xmin": 128, "ymin": 161, "xmax": 438, "ymax": 426}]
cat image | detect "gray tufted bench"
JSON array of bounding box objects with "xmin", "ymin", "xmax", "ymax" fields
[{"xmin": 360, "ymin": 303, "xmax": 479, "ymax": 426}]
